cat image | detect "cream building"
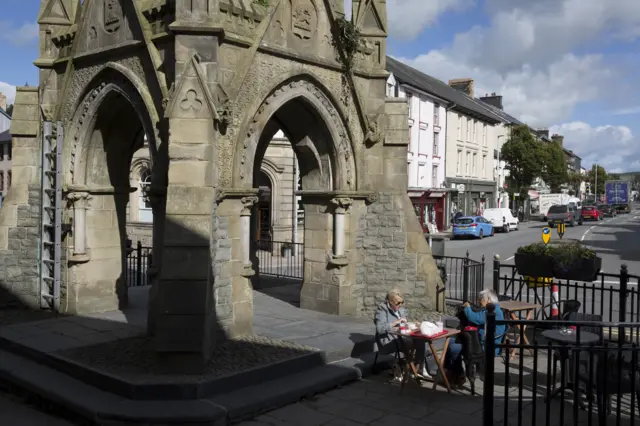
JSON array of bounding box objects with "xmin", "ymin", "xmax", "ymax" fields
[{"xmin": 444, "ymin": 79, "xmax": 503, "ymax": 221}]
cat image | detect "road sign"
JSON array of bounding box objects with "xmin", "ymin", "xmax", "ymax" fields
[
  {"xmin": 556, "ymin": 222, "xmax": 566, "ymax": 239},
  {"xmin": 542, "ymin": 227, "xmax": 551, "ymax": 245}
]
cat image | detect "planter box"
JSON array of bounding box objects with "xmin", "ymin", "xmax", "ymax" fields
[
  {"xmin": 552, "ymin": 256, "xmax": 602, "ymax": 282},
  {"xmin": 514, "ymin": 253, "xmax": 554, "ymax": 278}
]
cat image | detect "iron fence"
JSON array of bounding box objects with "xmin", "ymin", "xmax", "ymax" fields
[
  {"xmin": 493, "ymin": 258, "xmax": 640, "ymax": 328},
  {"xmin": 434, "ymin": 252, "xmax": 485, "ymax": 302},
  {"xmin": 254, "ymin": 240, "xmax": 304, "ymax": 280},
  {"xmin": 126, "ymin": 240, "xmax": 152, "ymax": 287},
  {"xmin": 483, "ymin": 309, "xmax": 640, "ymax": 426}
]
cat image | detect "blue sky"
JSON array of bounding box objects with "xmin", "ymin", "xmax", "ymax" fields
[{"xmin": 2, "ymin": 0, "xmax": 640, "ymax": 172}]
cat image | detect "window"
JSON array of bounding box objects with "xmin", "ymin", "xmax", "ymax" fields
[
  {"xmin": 482, "ymin": 155, "xmax": 487, "ymax": 177},
  {"xmin": 138, "ymin": 167, "xmax": 153, "ymax": 222},
  {"xmin": 472, "ymin": 120, "xmax": 477, "ymax": 143},
  {"xmin": 466, "ymin": 117, "xmax": 471, "ymax": 141},
  {"xmin": 472, "ymin": 153, "xmax": 477, "ymax": 175},
  {"xmin": 387, "ymin": 83, "xmax": 395, "ymax": 97},
  {"xmin": 432, "ymin": 132, "xmax": 438, "ymax": 156},
  {"xmin": 0, "ymin": 144, "xmax": 4, "ymax": 160},
  {"xmin": 0, "ymin": 171, "xmax": 3, "ymax": 192},
  {"xmin": 465, "ymin": 151, "xmax": 470, "ymax": 175},
  {"xmin": 456, "ymin": 150, "xmax": 462, "ymax": 175},
  {"xmin": 457, "ymin": 114, "xmax": 462, "ymax": 140},
  {"xmin": 406, "ymin": 93, "xmax": 413, "ymax": 118},
  {"xmin": 6, "ymin": 144, "xmax": 11, "ymax": 161},
  {"xmin": 433, "ymin": 103, "xmax": 440, "ymax": 126},
  {"xmin": 432, "ymin": 165, "xmax": 438, "ymax": 184},
  {"xmin": 482, "ymin": 124, "xmax": 487, "ymax": 146}
]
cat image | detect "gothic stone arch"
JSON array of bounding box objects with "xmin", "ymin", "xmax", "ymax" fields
[{"xmin": 0, "ymin": 0, "xmax": 444, "ymax": 367}]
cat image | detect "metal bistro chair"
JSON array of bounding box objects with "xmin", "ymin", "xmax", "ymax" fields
[
  {"xmin": 536, "ymin": 299, "xmax": 582, "ymax": 324},
  {"xmin": 372, "ymin": 333, "xmax": 405, "ymax": 376}
]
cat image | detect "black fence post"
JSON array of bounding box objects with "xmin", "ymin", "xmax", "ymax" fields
[
  {"xmin": 463, "ymin": 251, "xmax": 470, "ymax": 303},
  {"xmin": 483, "ymin": 303, "xmax": 497, "ymax": 426},
  {"xmin": 480, "ymin": 254, "xmax": 486, "ymax": 293},
  {"xmin": 136, "ymin": 240, "xmax": 142, "ymax": 288},
  {"xmin": 620, "ymin": 264, "xmax": 629, "ymax": 342},
  {"xmin": 493, "ymin": 254, "xmax": 501, "ymax": 293}
]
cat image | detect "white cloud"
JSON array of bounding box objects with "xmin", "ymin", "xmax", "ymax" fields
[
  {"xmin": 0, "ymin": 21, "xmax": 38, "ymax": 47},
  {"xmin": 344, "ymin": 0, "xmax": 473, "ymax": 40},
  {"xmin": 550, "ymin": 122, "xmax": 640, "ymax": 172},
  {"xmin": 390, "ymin": 0, "xmax": 640, "ymax": 127},
  {"xmin": 0, "ymin": 82, "xmax": 16, "ymax": 105}
]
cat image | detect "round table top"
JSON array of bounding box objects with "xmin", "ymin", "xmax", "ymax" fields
[{"xmin": 542, "ymin": 328, "xmax": 600, "ymax": 344}]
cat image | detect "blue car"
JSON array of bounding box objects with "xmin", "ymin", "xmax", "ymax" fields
[{"xmin": 452, "ymin": 216, "xmax": 494, "ymax": 239}]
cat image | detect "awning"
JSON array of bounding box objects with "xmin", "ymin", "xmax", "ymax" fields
[
  {"xmin": 528, "ymin": 189, "xmax": 539, "ymax": 200},
  {"xmin": 408, "ymin": 188, "xmax": 450, "ymax": 198}
]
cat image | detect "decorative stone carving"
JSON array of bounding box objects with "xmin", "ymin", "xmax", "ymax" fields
[
  {"xmin": 292, "ymin": 1, "xmax": 318, "ymax": 40},
  {"xmin": 180, "ymin": 89, "xmax": 203, "ymax": 111},
  {"xmin": 364, "ymin": 114, "xmax": 384, "ymax": 146},
  {"xmin": 103, "ymin": 0, "xmax": 123, "ymax": 34},
  {"xmin": 330, "ymin": 197, "xmax": 352, "ymax": 214},
  {"xmin": 66, "ymin": 191, "xmax": 92, "ymax": 261},
  {"xmin": 365, "ymin": 192, "xmax": 379, "ymax": 205},
  {"xmin": 66, "ymin": 191, "xmax": 92, "ymax": 209},
  {"xmin": 240, "ymin": 196, "xmax": 259, "ymax": 216}
]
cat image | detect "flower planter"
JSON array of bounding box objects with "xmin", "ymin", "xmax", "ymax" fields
[
  {"xmin": 552, "ymin": 256, "xmax": 602, "ymax": 282},
  {"xmin": 514, "ymin": 253, "xmax": 554, "ymax": 278}
]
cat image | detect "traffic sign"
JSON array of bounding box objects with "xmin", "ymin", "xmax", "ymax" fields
[
  {"xmin": 542, "ymin": 227, "xmax": 551, "ymax": 245},
  {"xmin": 556, "ymin": 222, "xmax": 566, "ymax": 239}
]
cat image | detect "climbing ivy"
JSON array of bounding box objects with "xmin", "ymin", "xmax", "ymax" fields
[
  {"xmin": 254, "ymin": 0, "xmax": 269, "ymax": 7},
  {"xmin": 331, "ymin": 17, "xmax": 362, "ymax": 72}
]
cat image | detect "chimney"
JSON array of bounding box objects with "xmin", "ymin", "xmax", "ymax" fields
[
  {"xmin": 537, "ymin": 129, "xmax": 549, "ymax": 138},
  {"xmin": 448, "ymin": 78, "xmax": 474, "ymax": 98},
  {"xmin": 0, "ymin": 93, "xmax": 6, "ymax": 111},
  {"xmin": 479, "ymin": 92, "xmax": 503, "ymax": 110},
  {"xmin": 551, "ymin": 134, "xmax": 564, "ymax": 146}
]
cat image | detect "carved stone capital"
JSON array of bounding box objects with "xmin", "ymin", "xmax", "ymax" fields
[
  {"xmin": 241, "ymin": 264, "xmax": 256, "ymax": 278},
  {"xmin": 327, "ymin": 252, "xmax": 350, "ymax": 268},
  {"xmin": 66, "ymin": 191, "xmax": 92, "ymax": 209},
  {"xmin": 365, "ymin": 192, "xmax": 379, "ymax": 205},
  {"xmin": 330, "ymin": 197, "xmax": 353, "ymax": 214},
  {"xmin": 240, "ymin": 196, "xmax": 259, "ymax": 216}
]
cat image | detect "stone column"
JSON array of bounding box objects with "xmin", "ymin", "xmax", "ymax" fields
[
  {"xmin": 67, "ymin": 191, "xmax": 92, "ymax": 261},
  {"xmin": 330, "ymin": 197, "xmax": 352, "ymax": 258},
  {"xmin": 240, "ymin": 196, "xmax": 258, "ymax": 271}
]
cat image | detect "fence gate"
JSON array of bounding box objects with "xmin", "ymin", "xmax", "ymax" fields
[{"xmin": 39, "ymin": 120, "xmax": 63, "ymax": 311}]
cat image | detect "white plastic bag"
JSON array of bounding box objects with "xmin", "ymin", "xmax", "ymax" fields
[{"xmin": 420, "ymin": 321, "xmax": 440, "ymax": 336}]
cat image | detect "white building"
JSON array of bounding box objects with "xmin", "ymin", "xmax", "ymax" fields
[{"xmin": 386, "ymin": 57, "xmax": 451, "ymax": 232}]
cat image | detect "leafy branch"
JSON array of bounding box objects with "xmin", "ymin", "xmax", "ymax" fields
[
  {"xmin": 254, "ymin": 0, "xmax": 269, "ymax": 6},
  {"xmin": 331, "ymin": 17, "xmax": 362, "ymax": 72}
]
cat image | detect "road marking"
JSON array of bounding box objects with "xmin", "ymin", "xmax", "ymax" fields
[
  {"xmin": 504, "ymin": 255, "xmax": 514, "ymax": 262},
  {"xmin": 580, "ymin": 225, "xmax": 596, "ymax": 241}
]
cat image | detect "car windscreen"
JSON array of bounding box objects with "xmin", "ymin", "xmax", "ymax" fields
[
  {"xmin": 455, "ymin": 218, "xmax": 474, "ymax": 224},
  {"xmin": 548, "ymin": 205, "xmax": 567, "ymax": 213},
  {"xmin": 583, "ymin": 206, "xmax": 595, "ymax": 211}
]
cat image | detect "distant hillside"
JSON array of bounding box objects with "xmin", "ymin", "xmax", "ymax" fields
[{"xmin": 617, "ymin": 172, "xmax": 640, "ymax": 180}]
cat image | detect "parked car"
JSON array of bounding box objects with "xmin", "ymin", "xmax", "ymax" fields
[
  {"xmin": 452, "ymin": 216, "xmax": 494, "ymax": 239},
  {"xmin": 547, "ymin": 204, "xmax": 582, "ymax": 227},
  {"xmin": 482, "ymin": 208, "xmax": 519, "ymax": 233},
  {"xmin": 580, "ymin": 205, "xmax": 602, "ymax": 221},
  {"xmin": 598, "ymin": 204, "xmax": 617, "ymax": 218}
]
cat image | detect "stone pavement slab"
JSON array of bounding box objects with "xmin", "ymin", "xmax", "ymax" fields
[{"xmin": 0, "ymin": 391, "xmax": 75, "ymax": 426}]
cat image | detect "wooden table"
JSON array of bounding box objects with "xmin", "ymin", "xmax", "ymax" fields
[
  {"xmin": 391, "ymin": 327, "xmax": 460, "ymax": 393},
  {"xmin": 499, "ymin": 300, "xmax": 541, "ymax": 360}
]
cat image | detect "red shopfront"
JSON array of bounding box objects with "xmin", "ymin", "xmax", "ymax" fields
[{"xmin": 409, "ymin": 190, "xmax": 447, "ymax": 233}]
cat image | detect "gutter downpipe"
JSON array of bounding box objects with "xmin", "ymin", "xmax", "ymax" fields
[{"xmin": 444, "ymin": 103, "xmax": 457, "ymax": 228}]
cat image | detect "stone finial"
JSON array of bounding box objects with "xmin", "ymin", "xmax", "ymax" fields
[
  {"xmin": 330, "ymin": 197, "xmax": 353, "ymax": 214},
  {"xmin": 66, "ymin": 191, "xmax": 92, "ymax": 209},
  {"xmin": 240, "ymin": 196, "xmax": 259, "ymax": 216}
]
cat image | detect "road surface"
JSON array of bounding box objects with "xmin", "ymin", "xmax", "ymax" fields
[{"xmin": 0, "ymin": 390, "xmax": 75, "ymax": 425}]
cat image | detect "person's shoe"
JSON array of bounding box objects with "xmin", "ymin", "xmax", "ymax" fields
[{"xmin": 420, "ymin": 365, "xmax": 434, "ymax": 380}]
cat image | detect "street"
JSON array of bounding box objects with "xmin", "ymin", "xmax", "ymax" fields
[{"xmin": 446, "ymin": 205, "xmax": 640, "ymax": 293}]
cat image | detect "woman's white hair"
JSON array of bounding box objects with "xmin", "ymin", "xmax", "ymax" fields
[
  {"xmin": 479, "ymin": 288, "xmax": 499, "ymax": 304},
  {"xmin": 387, "ymin": 289, "xmax": 402, "ymax": 301}
]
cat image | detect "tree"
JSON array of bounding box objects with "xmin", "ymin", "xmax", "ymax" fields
[
  {"xmin": 566, "ymin": 171, "xmax": 583, "ymax": 192},
  {"xmin": 5, "ymin": 104, "xmax": 12, "ymax": 117},
  {"xmin": 540, "ymin": 141, "xmax": 568, "ymax": 192},
  {"xmin": 501, "ymin": 125, "xmax": 544, "ymax": 198},
  {"xmin": 587, "ymin": 165, "xmax": 608, "ymax": 196}
]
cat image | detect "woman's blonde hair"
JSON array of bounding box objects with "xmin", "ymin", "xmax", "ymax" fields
[{"xmin": 387, "ymin": 289, "xmax": 403, "ymax": 303}]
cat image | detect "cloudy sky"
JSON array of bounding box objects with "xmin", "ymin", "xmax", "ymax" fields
[{"xmin": 1, "ymin": 1, "xmax": 640, "ymax": 172}]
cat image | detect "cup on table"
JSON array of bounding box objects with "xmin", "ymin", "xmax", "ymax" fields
[{"xmin": 435, "ymin": 320, "xmax": 444, "ymax": 332}]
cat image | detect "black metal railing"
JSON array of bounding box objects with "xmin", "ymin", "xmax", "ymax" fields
[
  {"xmin": 434, "ymin": 252, "xmax": 485, "ymax": 302},
  {"xmin": 493, "ymin": 258, "xmax": 640, "ymax": 327},
  {"xmin": 484, "ymin": 308, "xmax": 640, "ymax": 426},
  {"xmin": 254, "ymin": 240, "xmax": 304, "ymax": 279},
  {"xmin": 126, "ymin": 240, "xmax": 152, "ymax": 287}
]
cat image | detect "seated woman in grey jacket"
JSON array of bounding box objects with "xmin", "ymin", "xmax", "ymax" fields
[{"xmin": 374, "ymin": 290, "xmax": 433, "ymax": 378}]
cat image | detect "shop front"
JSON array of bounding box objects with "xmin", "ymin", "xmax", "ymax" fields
[
  {"xmin": 446, "ymin": 178, "xmax": 496, "ymax": 227},
  {"xmin": 408, "ymin": 189, "xmax": 448, "ymax": 233}
]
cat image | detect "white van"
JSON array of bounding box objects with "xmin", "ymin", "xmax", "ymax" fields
[{"xmin": 482, "ymin": 208, "xmax": 519, "ymax": 233}]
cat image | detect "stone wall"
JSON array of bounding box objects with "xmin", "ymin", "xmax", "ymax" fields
[
  {"xmin": 0, "ymin": 87, "xmax": 41, "ymax": 308},
  {"xmin": 126, "ymin": 223, "xmax": 153, "ymax": 246}
]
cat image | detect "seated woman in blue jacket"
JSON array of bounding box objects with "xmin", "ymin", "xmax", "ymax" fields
[{"xmin": 445, "ymin": 288, "xmax": 506, "ymax": 386}]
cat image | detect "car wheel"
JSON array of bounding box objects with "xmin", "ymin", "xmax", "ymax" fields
[
  {"xmin": 491, "ymin": 228, "xmax": 495, "ymax": 236},
  {"xmin": 479, "ymin": 230, "xmax": 484, "ymax": 239},
  {"xmin": 504, "ymin": 225, "xmax": 510, "ymax": 233},
  {"xmin": 570, "ymin": 220, "xmax": 575, "ymax": 227}
]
